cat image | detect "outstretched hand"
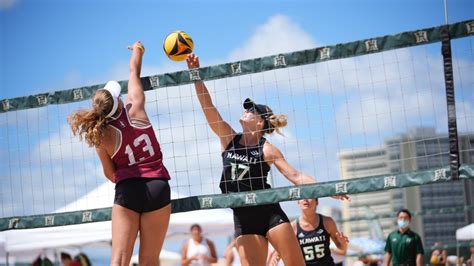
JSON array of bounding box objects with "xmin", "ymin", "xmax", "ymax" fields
[
  {"xmin": 332, "ymin": 194, "xmax": 350, "ymax": 201},
  {"xmin": 335, "ymin": 231, "xmax": 349, "ymax": 247},
  {"xmin": 127, "ymin": 41, "xmax": 145, "ymax": 54},
  {"xmin": 186, "ymin": 53, "xmax": 200, "ymax": 69}
]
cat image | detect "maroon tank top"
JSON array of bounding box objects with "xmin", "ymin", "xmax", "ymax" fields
[{"xmin": 108, "ymin": 108, "xmax": 170, "ymax": 183}]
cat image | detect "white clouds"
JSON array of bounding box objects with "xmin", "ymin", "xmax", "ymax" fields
[
  {"xmin": 0, "ymin": 0, "xmax": 17, "ymax": 10},
  {"xmin": 457, "ymin": 101, "xmax": 474, "ymax": 132},
  {"xmin": 62, "ymin": 71, "xmax": 83, "ymax": 90},
  {"xmin": 228, "ymin": 14, "xmax": 318, "ymax": 61},
  {"xmin": 62, "ymin": 61, "xmax": 182, "ymax": 90},
  {"xmin": 333, "ymin": 47, "xmax": 473, "ymax": 138}
]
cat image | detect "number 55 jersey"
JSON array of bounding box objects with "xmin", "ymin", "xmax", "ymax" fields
[
  {"xmin": 296, "ymin": 214, "xmax": 335, "ymax": 266},
  {"xmin": 108, "ymin": 108, "xmax": 170, "ymax": 183}
]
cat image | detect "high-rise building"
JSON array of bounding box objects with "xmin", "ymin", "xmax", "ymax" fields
[{"xmin": 339, "ymin": 128, "xmax": 474, "ymax": 245}]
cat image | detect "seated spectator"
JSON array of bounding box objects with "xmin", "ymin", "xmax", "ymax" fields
[
  {"xmin": 430, "ymin": 241, "xmax": 447, "ymax": 265},
  {"xmin": 60, "ymin": 253, "xmax": 78, "ymax": 266}
]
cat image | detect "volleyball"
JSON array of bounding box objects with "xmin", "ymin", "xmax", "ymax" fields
[{"xmin": 163, "ymin": 31, "xmax": 194, "ymax": 61}]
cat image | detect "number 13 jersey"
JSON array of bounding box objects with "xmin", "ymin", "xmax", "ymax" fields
[
  {"xmin": 220, "ymin": 134, "xmax": 271, "ymax": 193},
  {"xmin": 108, "ymin": 108, "xmax": 170, "ymax": 183}
]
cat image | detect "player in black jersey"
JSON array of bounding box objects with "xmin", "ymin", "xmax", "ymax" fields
[
  {"xmin": 270, "ymin": 198, "xmax": 348, "ymax": 266},
  {"xmin": 187, "ymin": 53, "xmax": 318, "ymax": 266}
]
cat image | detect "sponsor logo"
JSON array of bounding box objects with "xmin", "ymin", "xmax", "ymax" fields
[
  {"xmin": 384, "ymin": 176, "xmax": 397, "ymax": 188},
  {"xmin": 36, "ymin": 94, "xmax": 48, "ymax": 105},
  {"xmin": 245, "ymin": 193, "xmax": 257, "ymax": 205},
  {"xmin": 319, "ymin": 47, "xmax": 330, "ymax": 60},
  {"xmin": 335, "ymin": 182, "xmax": 347, "ymax": 194},
  {"xmin": 201, "ymin": 197, "xmax": 213, "ymax": 208},
  {"xmin": 365, "ymin": 40, "xmax": 379, "ymax": 52},
  {"xmin": 72, "ymin": 89, "xmax": 84, "ymax": 100},
  {"xmin": 289, "ymin": 188, "xmax": 301, "ymax": 200},
  {"xmin": 414, "ymin": 31, "xmax": 429, "ymax": 43},
  {"xmin": 8, "ymin": 218, "xmax": 20, "ymax": 229},
  {"xmin": 274, "ymin": 55, "xmax": 287, "ymax": 67},
  {"xmin": 45, "ymin": 216, "xmax": 55, "ymax": 226},
  {"xmin": 82, "ymin": 211, "xmax": 92, "ymax": 222},
  {"xmin": 2, "ymin": 100, "xmax": 9, "ymax": 111},
  {"xmin": 189, "ymin": 69, "xmax": 201, "ymax": 81},
  {"xmin": 231, "ymin": 63, "xmax": 242, "ymax": 74},
  {"xmin": 149, "ymin": 76, "xmax": 160, "ymax": 88},
  {"xmin": 433, "ymin": 169, "xmax": 447, "ymax": 181}
]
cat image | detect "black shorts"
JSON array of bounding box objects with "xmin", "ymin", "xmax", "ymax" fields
[
  {"xmin": 114, "ymin": 178, "xmax": 171, "ymax": 213},
  {"xmin": 232, "ymin": 203, "xmax": 290, "ymax": 237}
]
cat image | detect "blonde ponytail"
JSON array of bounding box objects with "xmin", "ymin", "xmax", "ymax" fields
[
  {"xmin": 266, "ymin": 114, "xmax": 288, "ymax": 135},
  {"xmin": 67, "ymin": 90, "xmax": 114, "ymax": 147}
]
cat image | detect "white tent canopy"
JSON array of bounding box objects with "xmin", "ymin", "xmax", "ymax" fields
[
  {"xmin": 4, "ymin": 222, "xmax": 112, "ymax": 253},
  {"xmin": 2, "ymin": 182, "xmax": 233, "ymax": 256},
  {"xmin": 456, "ymin": 223, "xmax": 474, "ymax": 240},
  {"xmin": 168, "ymin": 208, "xmax": 234, "ymax": 240}
]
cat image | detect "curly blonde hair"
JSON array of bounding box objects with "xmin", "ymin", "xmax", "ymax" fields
[{"xmin": 67, "ymin": 90, "xmax": 114, "ymax": 147}]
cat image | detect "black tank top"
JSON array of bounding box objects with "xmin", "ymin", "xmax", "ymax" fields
[
  {"xmin": 220, "ymin": 134, "xmax": 271, "ymax": 193},
  {"xmin": 296, "ymin": 214, "xmax": 335, "ymax": 266}
]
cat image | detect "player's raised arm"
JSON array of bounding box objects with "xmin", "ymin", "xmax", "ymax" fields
[
  {"xmin": 126, "ymin": 41, "xmax": 149, "ymax": 122},
  {"xmin": 186, "ymin": 54, "xmax": 235, "ymax": 149}
]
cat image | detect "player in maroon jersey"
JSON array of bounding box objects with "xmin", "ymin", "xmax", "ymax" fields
[{"xmin": 68, "ymin": 41, "xmax": 171, "ymax": 265}]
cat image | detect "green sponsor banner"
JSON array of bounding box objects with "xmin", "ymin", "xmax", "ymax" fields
[
  {"xmin": 1, "ymin": 164, "xmax": 473, "ymax": 231},
  {"xmin": 1, "ymin": 20, "xmax": 473, "ymax": 113}
]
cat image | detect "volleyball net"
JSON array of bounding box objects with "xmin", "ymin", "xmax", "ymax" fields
[{"xmin": 0, "ymin": 20, "xmax": 473, "ymax": 231}]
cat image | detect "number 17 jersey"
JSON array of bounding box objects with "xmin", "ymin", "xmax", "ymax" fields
[
  {"xmin": 220, "ymin": 134, "xmax": 271, "ymax": 193},
  {"xmin": 108, "ymin": 108, "xmax": 170, "ymax": 183}
]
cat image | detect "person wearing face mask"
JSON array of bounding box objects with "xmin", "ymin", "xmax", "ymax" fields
[{"xmin": 383, "ymin": 209, "xmax": 424, "ymax": 266}]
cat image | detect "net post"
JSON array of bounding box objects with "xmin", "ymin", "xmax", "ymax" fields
[{"xmin": 440, "ymin": 25, "xmax": 460, "ymax": 180}]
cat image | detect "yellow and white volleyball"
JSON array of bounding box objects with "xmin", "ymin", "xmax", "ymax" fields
[{"xmin": 163, "ymin": 31, "xmax": 194, "ymax": 61}]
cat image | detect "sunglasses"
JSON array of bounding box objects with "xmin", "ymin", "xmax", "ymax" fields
[{"xmin": 246, "ymin": 106, "xmax": 258, "ymax": 114}]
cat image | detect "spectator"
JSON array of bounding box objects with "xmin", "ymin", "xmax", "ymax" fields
[
  {"xmin": 330, "ymin": 241, "xmax": 346, "ymax": 266},
  {"xmin": 60, "ymin": 253, "xmax": 79, "ymax": 266},
  {"xmin": 466, "ymin": 241, "xmax": 474, "ymax": 266},
  {"xmin": 383, "ymin": 209, "xmax": 424, "ymax": 266},
  {"xmin": 360, "ymin": 254, "xmax": 383, "ymax": 266},
  {"xmin": 224, "ymin": 239, "xmax": 241, "ymax": 266},
  {"xmin": 181, "ymin": 224, "xmax": 218, "ymax": 266},
  {"xmin": 74, "ymin": 253, "xmax": 91, "ymax": 266},
  {"xmin": 33, "ymin": 255, "xmax": 53, "ymax": 266},
  {"xmin": 430, "ymin": 241, "xmax": 447, "ymax": 265}
]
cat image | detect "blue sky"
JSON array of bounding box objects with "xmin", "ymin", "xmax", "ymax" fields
[
  {"xmin": 1, "ymin": 0, "xmax": 473, "ymax": 214},
  {"xmin": 1, "ymin": 0, "xmax": 472, "ymax": 99},
  {"xmin": 0, "ymin": 0, "xmax": 473, "ymax": 263}
]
